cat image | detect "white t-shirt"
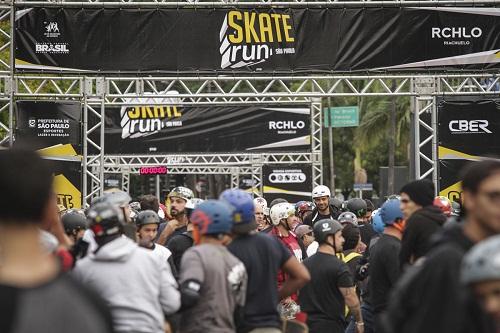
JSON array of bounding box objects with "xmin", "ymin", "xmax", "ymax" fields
[
  {"xmin": 152, "ymin": 243, "xmax": 172, "ymax": 263},
  {"xmin": 306, "ymin": 241, "xmax": 319, "ymax": 257}
]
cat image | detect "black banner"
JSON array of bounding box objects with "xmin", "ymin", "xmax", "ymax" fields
[
  {"xmin": 262, "ymin": 164, "xmax": 312, "ymax": 203},
  {"xmin": 15, "ymin": 100, "xmax": 82, "ymax": 154},
  {"xmin": 97, "ymin": 104, "xmax": 310, "ymax": 154},
  {"xmin": 437, "ymin": 97, "xmax": 500, "ymax": 198},
  {"xmin": 15, "ymin": 7, "xmax": 500, "ymax": 73}
]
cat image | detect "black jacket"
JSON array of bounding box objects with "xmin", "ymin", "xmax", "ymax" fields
[
  {"xmin": 379, "ymin": 225, "xmax": 496, "ymax": 333},
  {"xmin": 399, "ymin": 205, "xmax": 446, "ymax": 267},
  {"xmin": 302, "ymin": 205, "xmax": 340, "ymax": 227}
]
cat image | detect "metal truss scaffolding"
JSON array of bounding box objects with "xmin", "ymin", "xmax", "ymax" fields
[{"xmin": 2, "ymin": 1, "xmax": 500, "ymax": 205}]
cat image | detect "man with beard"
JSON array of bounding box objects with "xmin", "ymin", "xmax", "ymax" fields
[
  {"xmin": 157, "ymin": 186, "xmax": 194, "ymax": 246},
  {"xmin": 303, "ymin": 185, "xmax": 340, "ymax": 227}
]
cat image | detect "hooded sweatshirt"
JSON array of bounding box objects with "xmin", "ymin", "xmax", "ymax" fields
[
  {"xmin": 73, "ymin": 236, "xmax": 180, "ymax": 333},
  {"xmin": 379, "ymin": 224, "xmax": 496, "ymax": 333},
  {"xmin": 399, "ymin": 205, "xmax": 446, "ymax": 267}
]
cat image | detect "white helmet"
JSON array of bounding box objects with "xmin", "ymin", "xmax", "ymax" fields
[
  {"xmin": 270, "ymin": 202, "xmax": 295, "ymax": 226},
  {"xmin": 312, "ymin": 185, "xmax": 331, "ymax": 199},
  {"xmin": 254, "ymin": 197, "xmax": 268, "ymax": 209}
]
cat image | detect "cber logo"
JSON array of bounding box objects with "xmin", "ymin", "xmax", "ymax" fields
[{"xmin": 448, "ymin": 120, "xmax": 492, "ymax": 134}]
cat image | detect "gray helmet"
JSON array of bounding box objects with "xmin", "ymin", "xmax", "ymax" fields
[
  {"xmin": 87, "ymin": 202, "xmax": 126, "ymax": 238},
  {"xmin": 461, "ymin": 235, "xmax": 500, "ymax": 285},
  {"xmin": 135, "ymin": 210, "xmax": 160, "ymax": 227},
  {"xmin": 91, "ymin": 190, "xmax": 132, "ymax": 207},
  {"xmin": 338, "ymin": 211, "xmax": 358, "ymax": 227},
  {"xmin": 313, "ymin": 219, "xmax": 343, "ymax": 244},
  {"xmin": 269, "ymin": 198, "xmax": 288, "ymax": 209}
]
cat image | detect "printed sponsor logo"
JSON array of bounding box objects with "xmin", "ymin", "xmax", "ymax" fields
[
  {"xmin": 219, "ymin": 10, "xmax": 296, "ymax": 69},
  {"xmin": 120, "ymin": 93, "xmax": 182, "ymax": 139},
  {"xmin": 44, "ymin": 22, "xmax": 61, "ymax": 38},
  {"xmin": 268, "ymin": 169, "xmax": 306, "ymax": 183},
  {"xmin": 269, "ymin": 120, "xmax": 305, "ymax": 134},
  {"xmin": 431, "ymin": 27, "xmax": 482, "ymax": 46},
  {"xmin": 35, "ymin": 43, "xmax": 69, "ymax": 54},
  {"xmin": 28, "ymin": 118, "xmax": 36, "ymax": 128},
  {"xmin": 448, "ymin": 120, "xmax": 492, "ymax": 134}
]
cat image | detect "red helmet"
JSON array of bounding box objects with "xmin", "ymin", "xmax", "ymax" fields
[
  {"xmin": 296, "ymin": 201, "xmax": 314, "ymax": 218},
  {"xmin": 434, "ymin": 196, "xmax": 452, "ymax": 217}
]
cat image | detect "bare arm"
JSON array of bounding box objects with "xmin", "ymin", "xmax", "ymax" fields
[
  {"xmin": 157, "ymin": 222, "xmax": 176, "ymax": 246},
  {"xmin": 340, "ymin": 287, "xmax": 363, "ymax": 333},
  {"xmin": 278, "ymin": 256, "xmax": 310, "ymax": 300}
]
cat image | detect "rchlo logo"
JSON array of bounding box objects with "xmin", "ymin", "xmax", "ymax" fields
[
  {"xmin": 431, "ymin": 27, "xmax": 482, "ymax": 46},
  {"xmin": 219, "ymin": 11, "xmax": 296, "ymax": 69},
  {"xmin": 449, "ymin": 120, "xmax": 492, "ymax": 134}
]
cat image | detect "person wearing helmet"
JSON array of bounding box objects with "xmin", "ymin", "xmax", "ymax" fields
[
  {"xmin": 399, "ymin": 180, "xmax": 447, "ymax": 267},
  {"xmin": 178, "ymin": 200, "xmax": 247, "ymax": 333},
  {"xmin": 73, "ymin": 201, "xmax": 180, "ymax": 333},
  {"xmin": 270, "ymin": 202, "xmax": 308, "ymax": 319},
  {"xmin": 461, "ymin": 235, "xmax": 500, "ymax": 329},
  {"xmin": 270, "ymin": 202, "xmax": 306, "ymax": 262},
  {"xmin": 62, "ymin": 209, "xmax": 90, "ymax": 264},
  {"xmin": 338, "ymin": 211, "xmax": 359, "ymax": 227},
  {"xmin": 166, "ymin": 199, "xmax": 200, "ymax": 273},
  {"xmin": 303, "ymin": 185, "xmax": 339, "ymax": 227},
  {"xmin": 364, "ymin": 198, "xmax": 405, "ymax": 330},
  {"xmin": 434, "ymin": 196, "xmax": 452, "ymax": 217},
  {"xmin": 299, "ymin": 219, "xmax": 363, "ymax": 333},
  {"xmin": 221, "ymin": 189, "xmax": 310, "ymax": 333},
  {"xmin": 135, "ymin": 210, "xmax": 178, "ymax": 278},
  {"xmin": 0, "ymin": 149, "xmax": 115, "ymax": 333},
  {"xmin": 347, "ymin": 198, "xmax": 376, "ymax": 248},
  {"xmin": 296, "ymin": 201, "xmax": 314, "ymax": 223},
  {"xmin": 254, "ymin": 197, "xmax": 272, "ymax": 232},
  {"xmin": 295, "ymin": 224, "xmax": 318, "ymax": 257},
  {"xmin": 381, "ymin": 160, "xmax": 500, "ymax": 333},
  {"xmin": 157, "ymin": 186, "xmax": 194, "ymax": 246}
]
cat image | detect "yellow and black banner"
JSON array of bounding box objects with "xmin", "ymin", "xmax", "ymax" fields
[
  {"xmin": 437, "ymin": 97, "xmax": 500, "ymax": 201},
  {"xmin": 14, "ymin": 7, "xmax": 500, "ymax": 73},
  {"xmin": 15, "ymin": 101, "xmax": 82, "ymax": 209}
]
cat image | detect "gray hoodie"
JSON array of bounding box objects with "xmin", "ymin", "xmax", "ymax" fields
[{"xmin": 73, "ymin": 236, "xmax": 180, "ymax": 333}]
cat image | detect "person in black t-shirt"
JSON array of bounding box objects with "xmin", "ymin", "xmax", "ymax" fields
[
  {"xmin": 0, "ymin": 149, "xmax": 114, "ymax": 333},
  {"xmin": 221, "ymin": 189, "xmax": 310, "ymax": 333},
  {"xmin": 157, "ymin": 186, "xmax": 194, "ymax": 246},
  {"xmin": 366, "ymin": 198, "xmax": 404, "ymax": 331},
  {"xmin": 299, "ymin": 219, "xmax": 364, "ymax": 333}
]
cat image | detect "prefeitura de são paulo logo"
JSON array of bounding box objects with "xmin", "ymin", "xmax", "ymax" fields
[{"xmin": 219, "ymin": 11, "xmax": 296, "ymax": 69}]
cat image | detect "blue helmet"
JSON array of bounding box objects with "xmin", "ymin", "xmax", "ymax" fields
[
  {"xmin": 219, "ymin": 189, "xmax": 256, "ymax": 234},
  {"xmin": 371, "ymin": 209, "xmax": 385, "ymax": 233},
  {"xmin": 191, "ymin": 200, "xmax": 235, "ymax": 236},
  {"xmin": 380, "ymin": 199, "xmax": 404, "ymax": 225}
]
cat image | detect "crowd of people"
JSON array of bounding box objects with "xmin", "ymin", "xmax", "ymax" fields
[{"xmin": 0, "ymin": 147, "xmax": 499, "ymax": 333}]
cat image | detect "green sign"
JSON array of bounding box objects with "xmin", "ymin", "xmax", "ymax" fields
[{"xmin": 324, "ymin": 106, "xmax": 359, "ymax": 128}]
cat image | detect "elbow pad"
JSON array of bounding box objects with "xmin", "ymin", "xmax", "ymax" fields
[{"xmin": 180, "ymin": 279, "xmax": 201, "ymax": 310}]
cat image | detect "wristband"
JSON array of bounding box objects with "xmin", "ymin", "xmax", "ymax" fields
[{"xmin": 356, "ymin": 322, "xmax": 364, "ymax": 326}]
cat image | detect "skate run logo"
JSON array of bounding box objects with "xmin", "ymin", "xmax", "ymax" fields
[{"xmin": 219, "ymin": 10, "xmax": 296, "ymax": 69}]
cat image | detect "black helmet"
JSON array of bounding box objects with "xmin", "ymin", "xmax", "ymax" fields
[
  {"xmin": 135, "ymin": 210, "xmax": 160, "ymax": 227},
  {"xmin": 329, "ymin": 197, "xmax": 343, "ymax": 210},
  {"xmin": 346, "ymin": 198, "xmax": 368, "ymax": 218},
  {"xmin": 313, "ymin": 219, "xmax": 343, "ymax": 244},
  {"xmin": 364, "ymin": 199, "xmax": 375, "ymax": 212},
  {"xmin": 62, "ymin": 210, "xmax": 87, "ymax": 235},
  {"xmin": 269, "ymin": 198, "xmax": 288, "ymax": 209},
  {"xmin": 87, "ymin": 202, "xmax": 126, "ymax": 238}
]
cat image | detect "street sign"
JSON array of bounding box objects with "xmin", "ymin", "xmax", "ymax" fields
[
  {"xmin": 324, "ymin": 106, "xmax": 359, "ymax": 128},
  {"xmin": 354, "ymin": 183, "xmax": 373, "ymax": 191}
]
